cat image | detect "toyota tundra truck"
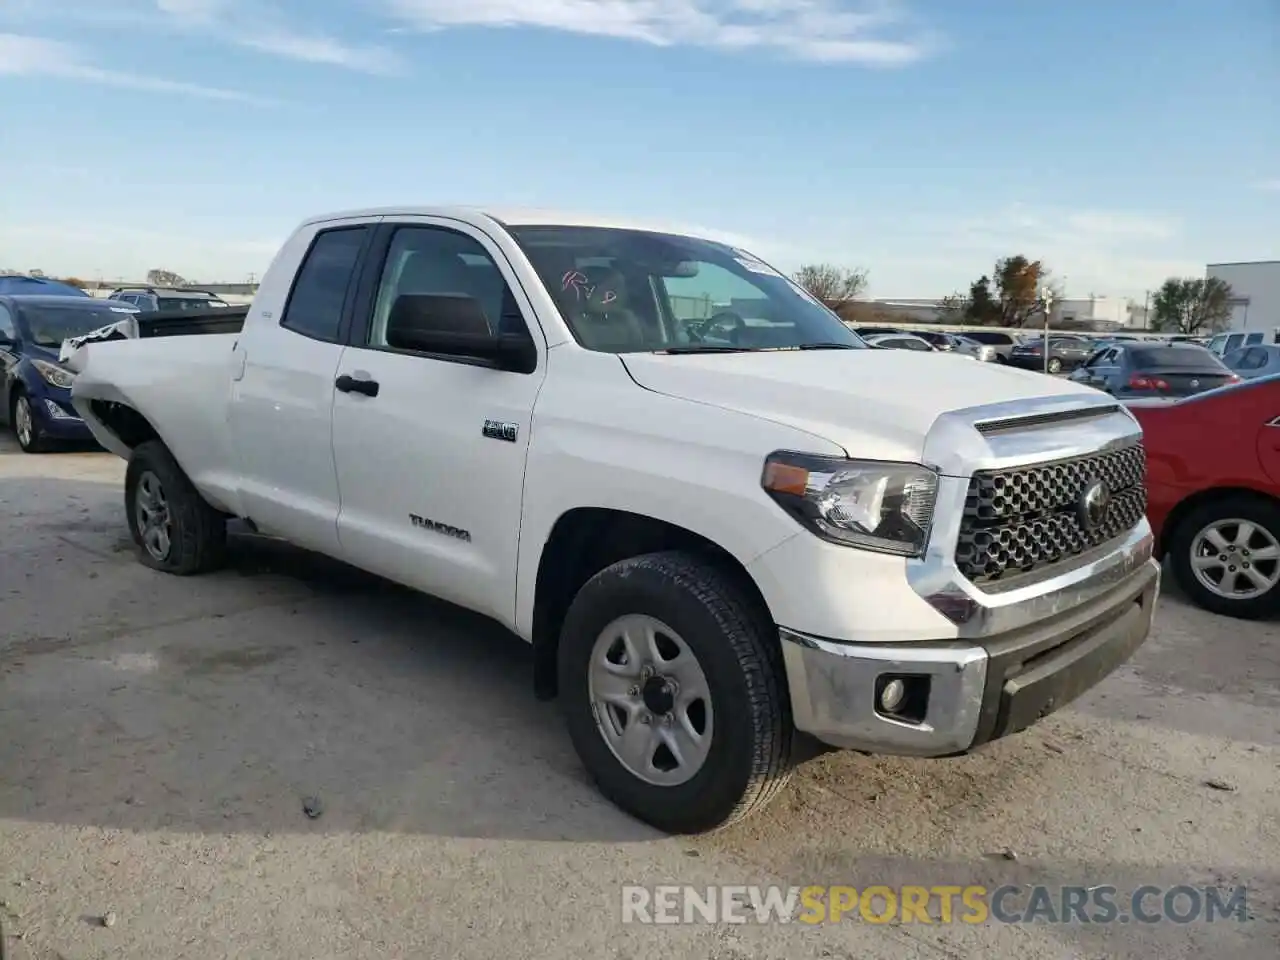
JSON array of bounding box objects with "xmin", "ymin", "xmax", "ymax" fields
[{"xmin": 60, "ymin": 207, "xmax": 1160, "ymax": 834}]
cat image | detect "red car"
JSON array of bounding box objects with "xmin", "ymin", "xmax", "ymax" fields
[{"xmin": 1127, "ymin": 374, "xmax": 1280, "ymax": 619}]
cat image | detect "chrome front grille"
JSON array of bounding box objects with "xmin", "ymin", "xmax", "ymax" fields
[{"xmin": 955, "ymin": 442, "xmax": 1147, "ymax": 584}]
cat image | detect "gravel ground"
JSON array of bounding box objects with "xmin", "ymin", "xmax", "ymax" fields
[{"xmin": 1, "ymin": 437, "xmax": 1277, "ymax": 960}]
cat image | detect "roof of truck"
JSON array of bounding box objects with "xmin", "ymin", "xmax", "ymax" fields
[{"xmin": 300, "ymin": 206, "xmax": 739, "ymax": 243}]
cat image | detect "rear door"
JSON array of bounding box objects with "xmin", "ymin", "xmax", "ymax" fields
[
  {"xmin": 328, "ymin": 217, "xmax": 547, "ymax": 626},
  {"xmin": 228, "ymin": 218, "xmax": 375, "ymax": 554}
]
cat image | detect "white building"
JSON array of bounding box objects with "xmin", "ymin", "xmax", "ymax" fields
[
  {"xmin": 1050, "ymin": 296, "xmax": 1132, "ymax": 329},
  {"xmin": 1206, "ymin": 260, "xmax": 1280, "ymax": 335}
]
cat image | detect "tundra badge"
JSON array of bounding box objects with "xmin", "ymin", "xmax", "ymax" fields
[
  {"xmin": 483, "ymin": 419, "xmax": 519, "ymax": 443},
  {"xmin": 409, "ymin": 514, "xmax": 472, "ymax": 542}
]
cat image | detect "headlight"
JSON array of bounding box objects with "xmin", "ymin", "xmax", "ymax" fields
[
  {"xmin": 762, "ymin": 453, "xmax": 938, "ymax": 557},
  {"xmin": 31, "ymin": 358, "xmax": 76, "ymax": 389}
]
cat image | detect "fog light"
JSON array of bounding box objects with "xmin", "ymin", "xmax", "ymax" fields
[{"xmin": 879, "ymin": 678, "xmax": 906, "ymax": 713}]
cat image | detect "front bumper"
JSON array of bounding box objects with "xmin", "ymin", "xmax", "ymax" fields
[
  {"xmin": 32, "ymin": 392, "xmax": 93, "ymax": 439},
  {"xmin": 781, "ymin": 554, "xmax": 1158, "ymax": 755}
]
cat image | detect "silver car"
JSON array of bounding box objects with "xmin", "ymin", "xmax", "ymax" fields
[
  {"xmin": 951, "ymin": 335, "xmax": 998, "ymax": 362},
  {"xmin": 1224, "ymin": 344, "xmax": 1280, "ymax": 380},
  {"xmin": 863, "ymin": 332, "xmax": 978, "ymax": 358}
]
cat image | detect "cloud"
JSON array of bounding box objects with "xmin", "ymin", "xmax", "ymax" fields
[
  {"xmin": 0, "ymin": 32, "xmax": 270, "ymax": 101},
  {"xmin": 929, "ymin": 203, "xmax": 1192, "ymax": 297},
  {"xmin": 156, "ymin": 0, "xmax": 406, "ymax": 74},
  {"xmin": 384, "ymin": 0, "xmax": 936, "ymax": 64}
]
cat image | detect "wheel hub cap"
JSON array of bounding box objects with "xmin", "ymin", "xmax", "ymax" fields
[
  {"xmin": 135, "ymin": 471, "xmax": 173, "ymax": 561},
  {"xmin": 641, "ymin": 675, "xmax": 676, "ymax": 716},
  {"xmin": 587, "ymin": 614, "xmax": 714, "ymax": 787},
  {"xmin": 15, "ymin": 398, "xmax": 31, "ymax": 445},
  {"xmin": 1190, "ymin": 518, "xmax": 1280, "ymax": 601}
]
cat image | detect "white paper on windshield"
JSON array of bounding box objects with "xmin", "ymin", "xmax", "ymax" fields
[{"xmin": 733, "ymin": 256, "xmax": 782, "ymax": 277}]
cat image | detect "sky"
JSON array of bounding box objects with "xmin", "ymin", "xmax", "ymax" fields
[{"xmin": 1, "ymin": 0, "xmax": 1277, "ymax": 300}]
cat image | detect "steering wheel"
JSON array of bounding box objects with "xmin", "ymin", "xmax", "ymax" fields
[{"xmin": 699, "ymin": 310, "xmax": 747, "ymax": 344}]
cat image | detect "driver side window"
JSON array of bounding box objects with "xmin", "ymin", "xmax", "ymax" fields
[
  {"xmin": 663, "ymin": 261, "xmax": 769, "ymax": 324},
  {"xmin": 0, "ymin": 304, "xmax": 15, "ymax": 341}
]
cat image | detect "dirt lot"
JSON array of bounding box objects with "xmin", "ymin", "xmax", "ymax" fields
[{"xmin": 1, "ymin": 437, "xmax": 1277, "ymax": 959}]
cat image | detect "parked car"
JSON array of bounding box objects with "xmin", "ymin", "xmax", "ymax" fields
[
  {"xmin": 958, "ymin": 330, "xmax": 1024, "ymax": 364},
  {"xmin": 0, "ymin": 295, "xmax": 139, "ymax": 451},
  {"xmin": 852, "ymin": 325, "xmax": 904, "ymax": 338},
  {"xmin": 0, "ymin": 275, "xmax": 92, "ymax": 298},
  {"xmin": 62, "ymin": 206, "xmax": 1159, "ymax": 833},
  {"xmin": 1127, "ymin": 374, "xmax": 1280, "ymax": 619},
  {"xmin": 1007, "ymin": 335, "xmax": 1094, "ymax": 374},
  {"xmin": 862, "ymin": 332, "xmax": 941, "ymax": 352},
  {"xmin": 1224, "ymin": 344, "xmax": 1280, "ymax": 380},
  {"xmin": 912, "ymin": 330, "xmax": 959, "ymax": 351},
  {"xmin": 107, "ymin": 287, "xmax": 230, "ymax": 312},
  {"xmin": 951, "ymin": 335, "xmax": 998, "ymax": 362},
  {"xmin": 1206, "ymin": 330, "xmax": 1269, "ymax": 358},
  {"xmin": 909, "ymin": 330, "xmax": 995, "ymax": 361},
  {"xmin": 1069, "ymin": 343, "xmax": 1240, "ymax": 398}
]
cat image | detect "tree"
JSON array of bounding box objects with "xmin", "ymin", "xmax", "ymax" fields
[
  {"xmin": 793, "ymin": 264, "xmax": 869, "ymax": 309},
  {"xmin": 993, "ymin": 255, "xmax": 1059, "ymax": 327},
  {"xmin": 147, "ymin": 268, "xmax": 187, "ymax": 287},
  {"xmin": 58, "ymin": 276, "xmax": 87, "ymax": 289},
  {"xmin": 941, "ymin": 256, "xmax": 1060, "ymax": 327},
  {"xmin": 1150, "ymin": 277, "xmax": 1235, "ymax": 335}
]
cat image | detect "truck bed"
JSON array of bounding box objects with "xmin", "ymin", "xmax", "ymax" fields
[{"xmin": 137, "ymin": 306, "xmax": 247, "ymax": 337}]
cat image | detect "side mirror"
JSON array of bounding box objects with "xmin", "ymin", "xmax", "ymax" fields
[{"xmin": 386, "ymin": 294, "xmax": 536, "ymax": 374}]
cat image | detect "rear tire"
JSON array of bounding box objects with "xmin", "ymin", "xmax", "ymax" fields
[
  {"xmin": 1168, "ymin": 495, "xmax": 1280, "ymax": 620},
  {"xmin": 124, "ymin": 440, "xmax": 228, "ymax": 575},
  {"xmin": 1047, "ymin": 357, "xmax": 1063, "ymax": 374},
  {"xmin": 558, "ymin": 551, "xmax": 794, "ymax": 834}
]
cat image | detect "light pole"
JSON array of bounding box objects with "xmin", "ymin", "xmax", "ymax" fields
[{"xmin": 1041, "ymin": 287, "xmax": 1055, "ymax": 374}]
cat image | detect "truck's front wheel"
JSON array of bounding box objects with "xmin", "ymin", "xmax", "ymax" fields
[
  {"xmin": 124, "ymin": 440, "xmax": 228, "ymax": 575},
  {"xmin": 558, "ymin": 551, "xmax": 794, "ymax": 834}
]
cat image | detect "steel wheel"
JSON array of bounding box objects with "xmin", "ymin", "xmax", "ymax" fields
[
  {"xmin": 1189, "ymin": 517, "xmax": 1280, "ymax": 601},
  {"xmin": 14, "ymin": 395, "xmax": 33, "ymax": 448},
  {"xmin": 134, "ymin": 470, "xmax": 173, "ymax": 561},
  {"xmin": 588, "ymin": 614, "xmax": 713, "ymax": 787}
]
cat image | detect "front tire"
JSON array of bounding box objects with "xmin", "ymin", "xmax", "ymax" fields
[
  {"xmin": 11, "ymin": 391, "xmax": 47, "ymax": 453},
  {"xmin": 558, "ymin": 551, "xmax": 794, "ymax": 834},
  {"xmin": 1168, "ymin": 495, "xmax": 1280, "ymax": 620},
  {"xmin": 124, "ymin": 440, "xmax": 228, "ymax": 575},
  {"xmin": 1047, "ymin": 357, "xmax": 1063, "ymax": 374}
]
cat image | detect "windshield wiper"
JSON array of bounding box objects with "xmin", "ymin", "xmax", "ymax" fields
[
  {"xmin": 656, "ymin": 345, "xmax": 755, "ymax": 354},
  {"xmin": 795, "ymin": 342, "xmax": 861, "ymax": 350}
]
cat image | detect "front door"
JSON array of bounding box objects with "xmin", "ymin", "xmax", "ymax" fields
[{"xmin": 330, "ymin": 218, "xmax": 547, "ymax": 627}]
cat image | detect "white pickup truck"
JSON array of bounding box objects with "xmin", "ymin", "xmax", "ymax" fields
[{"xmin": 63, "ymin": 207, "xmax": 1160, "ymax": 834}]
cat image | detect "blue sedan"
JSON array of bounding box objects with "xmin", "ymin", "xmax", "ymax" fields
[{"xmin": 0, "ymin": 295, "xmax": 138, "ymax": 452}]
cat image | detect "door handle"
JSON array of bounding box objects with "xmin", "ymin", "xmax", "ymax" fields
[{"xmin": 335, "ymin": 374, "xmax": 379, "ymax": 398}]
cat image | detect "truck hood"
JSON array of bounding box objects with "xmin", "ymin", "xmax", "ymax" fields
[{"xmin": 620, "ymin": 349, "xmax": 1103, "ymax": 467}]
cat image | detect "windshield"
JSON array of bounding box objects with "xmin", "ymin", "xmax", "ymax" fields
[
  {"xmin": 17, "ymin": 303, "xmax": 136, "ymax": 347},
  {"xmin": 507, "ymin": 225, "xmax": 865, "ymax": 353},
  {"xmin": 1130, "ymin": 346, "xmax": 1226, "ymax": 371}
]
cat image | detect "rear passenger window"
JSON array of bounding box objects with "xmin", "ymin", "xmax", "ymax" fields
[{"xmin": 280, "ymin": 226, "xmax": 368, "ymax": 342}]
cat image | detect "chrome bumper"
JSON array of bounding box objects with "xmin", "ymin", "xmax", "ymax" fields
[{"xmin": 781, "ymin": 518, "xmax": 1160, "ymax": 756}]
